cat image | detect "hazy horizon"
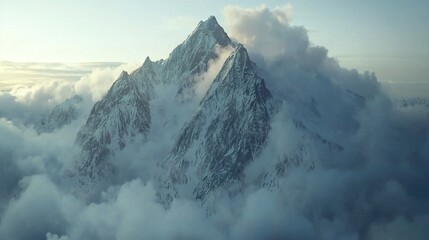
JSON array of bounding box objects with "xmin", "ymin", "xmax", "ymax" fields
[
  {"xmin": 1, "ymin": 1, "xmax": 428, "ymax": 98},
  {"xmin": 0, "ymin": 3, "xmax": 429, "ymax": 240}
]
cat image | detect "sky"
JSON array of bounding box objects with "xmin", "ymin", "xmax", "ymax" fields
[
  {"xmin": 1, "ymin": 0, "xmax": 428, "ymax": 94},
  {"xmin": 1, "ymin": 3, "xmax": 429, "ymax": 239}
]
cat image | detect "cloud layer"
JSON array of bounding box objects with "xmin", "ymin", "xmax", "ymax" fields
[
  {"xmin": 0, "ymin": 63, "xmax": 139, "ymax": 127},
  {"xmin": 0, "ymin": 4, "xmax": 428, "ymax": 240},
  {"xmin": 0, "ymin": 62, "xmax": 123, "ymax": 91}
]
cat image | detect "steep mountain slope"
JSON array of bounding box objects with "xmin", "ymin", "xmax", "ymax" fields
[
  {"xmin": 76, "ymin": 70, "xmax": 152, "ymax": 178},
  {"xmin": 34, "ymin": 95, "xmax": 83, "ymax": 133},
  {"xmin": 131, "ymin": 56, "xmax": 158, "ymax": 98},
  {"xmin": 75, "ymin": 16, "xmax": 232, "ymax": 180},
  {"xmin": 73, "ymin": 16, "xmax": 345, "ymax": 208},
  {"xmin": 161, "ymin": 16, "xmax": 232, "ymax": 98},
  {"xmin": 161, "ymin": 45, "xmax": 274, "ymax": 205}
]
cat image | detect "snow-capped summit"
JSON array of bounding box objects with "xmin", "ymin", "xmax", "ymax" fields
[
  {"xmin": 193, "ymin": 16, "xmax": 231, "ymax": 47},
  {"xmin": 160, "ymin": 44, "xmax": 274, "ymax": 205},
  {"xmin": 74, "ymin": 17, "xmax": 235, "ymax": 182},
  {"xmin": 76, "ymin": 69, "xmax": 151, "ymax": 179},
  {"xmin": 130, "ymin": 56, "xmax": 158, "ymax": 97},
  {"xmin": 73, "ymin": 16, "xmax": 344, "ymax": 208},
  {"xmin": 161, "ymin": 16, "xmax": 232, "ymax": 97}
]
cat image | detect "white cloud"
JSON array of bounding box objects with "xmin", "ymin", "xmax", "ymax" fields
[
  {"xmin": 10, "ymin": 80, "xmax": 74, "ymax": 107},
  {"xmin": 0, "ymin": 175, "xmax": 79, "ymax": 240},
  {"xmin": 74, "ymin": 63, "xmax": 139, "ymax": 102},
  {"xmin": 194, "ymin": 44, "xmax": 234, "ymax": 98},
  {"xmin": 0, "ymin": 4, "xmax": 428, "ymax": 240},
  {"xmin": 0, "ymin": 63, "xmax": 139, "ymax": 127},
  {"xmin": 224, "ymin": 4, "xmax": 301, "ymax": 60},
  {"xmin": 3, "ymin": 62, "xmax": 138, "ymax": 107}
]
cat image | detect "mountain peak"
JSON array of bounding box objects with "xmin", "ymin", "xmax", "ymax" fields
[
  {"xmin": 34, "ymin": 95, "xmax": 83, "ymax": 134},
  {"xmin": 161, "ymin": 16, "xmax": 231, "ymax": 85},
  {"xmin": 235, "ymin": 43, "xmax": 245, "ymax": 51},
  {"xmin": 143, "ymin": 56, "xmax": 152, "ymax": 65},
  {"xmin": 207, "ymin": 15, "xmax": 217, "ymax": 22},
  {"xmin": 189, "ymin": 15, "xmax": 230, "ymax": 48},
  {"xmin": 76, "ymin": 68, "xmax": 151, "ymax": 179},
  {"xmin": 161, "ymin": 41, "xmax": 273, "ymax": 204},
  {"xmin": 119, "ymin": 70, "xmax": 129, "ymax": 79},
  {"xmin": 211, "ymin": 44, "xmax": 254, "ymax": 84},
  {"xmin": 139, "ymin": 56, "xmax": 154, "ymax": 73},
  {"xmin": 232, "ymin": 44, "xmax": 249, "ymax": 60},
  {"xmin": 196, "ymin": 16, "xmax": 220, "ymax": 30}
]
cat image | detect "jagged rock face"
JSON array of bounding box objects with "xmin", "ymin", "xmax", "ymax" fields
[
  {"xmin": 34, "ymin": 95, "xmax": 83, "ymax": 133},
  {"xmin": 161, "ymin": 16, "xmax": 232, "ymax": 97},
  {"xmin": 73, "ymin": 16, "xmax": 345, "ymax": 206},
  {"xmin": 130, "ymin": 57, "xmax": 158, "ymax": 97},
  {"xmin": 162, "ymin": 45, "xmax": 273, "ymax": 203},
  {"xmin": 75, "ymin": 17, "xmax": 231, "ymax": 179},
  {"xmin": 76, "ymin": 71, "xmax": 151, "ymax": 178},
  {"xmin": 74, "ymin": 16, "xmax": 232, "ymax": 181}
]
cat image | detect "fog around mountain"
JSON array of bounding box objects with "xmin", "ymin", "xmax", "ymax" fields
[{"xmin": 0, "ymin": 5, "xmax": 428, "ymax": 240}]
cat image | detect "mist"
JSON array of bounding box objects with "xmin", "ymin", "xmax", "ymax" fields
[{"xmin": 0, "ymin": 4, "xmax": 428, "ymax": 240}]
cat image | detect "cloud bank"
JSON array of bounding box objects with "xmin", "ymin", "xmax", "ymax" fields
[
  {"xmin": 0, "ymin": 4, "xmax": 428, "ymax": 240},
  {"xmin": 0, "ymin": 62, "xmax": 124, "ymax": 92},
  {"xmin": 0, "ymin": 63, "xmax": 139, "ymax": 127}
]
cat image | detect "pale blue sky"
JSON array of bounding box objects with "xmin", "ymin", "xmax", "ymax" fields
[{"xmin": 1, "ymin": 0, "xmax": 428, "ymax": 85}]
